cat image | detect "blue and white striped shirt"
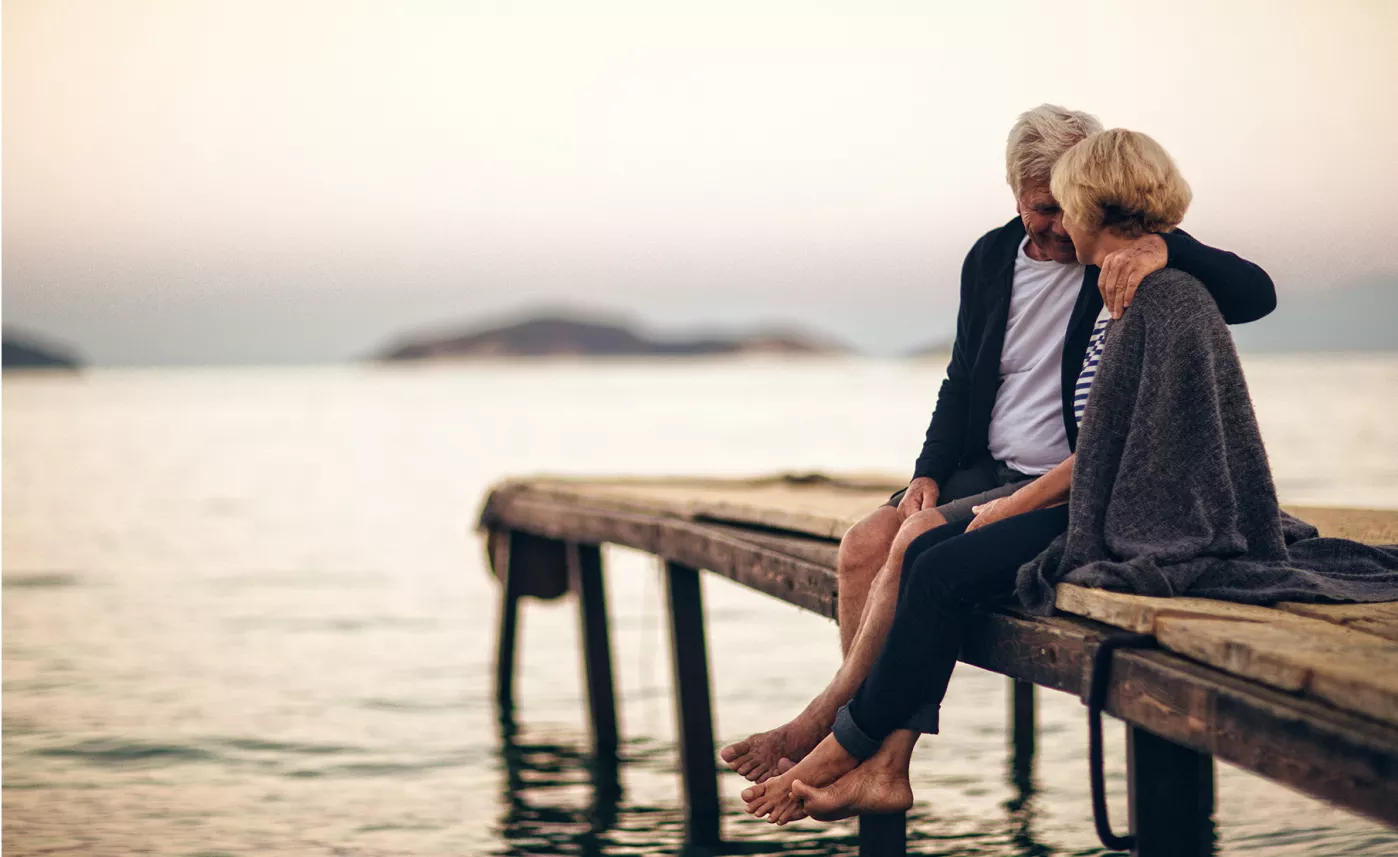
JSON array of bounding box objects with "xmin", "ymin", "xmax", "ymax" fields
[{"xmin": 1073, "ymin": 307, "xmax": 1113, "ymax": 428}]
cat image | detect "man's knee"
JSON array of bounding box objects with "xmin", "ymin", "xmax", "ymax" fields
[
  {"xmin": 838, "ymin": 507, "xmax": 900, "ymax": 582},
  {"xmin": 893, "ymin": 508, "xmax": 948, "ymax": 553}
]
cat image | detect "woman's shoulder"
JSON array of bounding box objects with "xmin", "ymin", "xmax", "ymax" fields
[{"xmin": 1134, "ymin": 267, "xmax": 1217, "ymax": 318}]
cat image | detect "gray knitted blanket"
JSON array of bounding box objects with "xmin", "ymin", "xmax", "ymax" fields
[{"xmin": 1016, "ymin": 268, "xmax": 1398, "ymax": 614}]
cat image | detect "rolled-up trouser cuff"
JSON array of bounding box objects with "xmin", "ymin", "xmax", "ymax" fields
[
  {"xmin": 832, "ymin": 704, "xmax": 881, "ymax": 761},
  {"xmin": 904, "ymin": 703, "xmax": 941, "ymax": 735}
]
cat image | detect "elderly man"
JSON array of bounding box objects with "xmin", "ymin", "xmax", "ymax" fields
[{"xmin": 721, "ymin": 105, "xmax": 1275, "ymax": 785}]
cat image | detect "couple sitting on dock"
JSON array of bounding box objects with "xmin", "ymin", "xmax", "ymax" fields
[{"xmin": 723, "ymin": 105, "xmax": 1398, "ymax": 825}]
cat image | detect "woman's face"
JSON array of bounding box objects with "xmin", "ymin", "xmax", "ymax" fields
[{"xmin": 1060, "ymin": 211, "xmax": 1098, "ymax": 266}]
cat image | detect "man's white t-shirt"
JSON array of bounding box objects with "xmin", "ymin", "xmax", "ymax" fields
[{"xmin": 986, "ymin": 238, "xmax": 1085, "ymax": 475}]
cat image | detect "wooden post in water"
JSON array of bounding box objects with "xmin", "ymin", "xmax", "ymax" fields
[
  {"xmin": 568, "ymin": 542, "xmax": 619, "ymax": 757},
  {"xmin": 1010, "ymin": 678, "xmax": 1036, "ymax": 776},
  {"xmin": 664, "ymin": 560, "xmax": 722, "ymax": 847},
  {"xmin": 858, "ymin": 813, "xmax": 907, "ymax": 857},
  {"xmin": 492, "ymin": 529, "xmax": 524, "ymax": 713},
  {"xmin": 1127, "ymin": 725, "xmax": 1215, "ymax": 857}
]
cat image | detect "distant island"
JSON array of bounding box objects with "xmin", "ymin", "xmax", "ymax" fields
[
  {"xmin": 377, "ymin": 313, "xmax": 849, "ymax": 361},
  {"xmin": 902, "ymin": 339, "xmax": 953, "ymax": 359},
  {"xmin": 2, "ymin": 329, "xmax": 83, "ymax": 370}
]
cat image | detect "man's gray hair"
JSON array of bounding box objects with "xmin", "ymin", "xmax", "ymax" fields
[{"xmin": 1005, "ymin": 104, "xmax": 1104, "ymax": 197}]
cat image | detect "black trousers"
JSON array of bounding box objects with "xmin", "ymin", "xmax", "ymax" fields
[{"xmin": 833, "ymin": 505, "xmax": 1070, "ymax": 759}]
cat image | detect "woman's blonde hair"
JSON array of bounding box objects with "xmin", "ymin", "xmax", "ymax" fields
[
  {"xmin": 1050, "ymin": 129, "xmax": 1192, "ymax": 237},
  {"xmin": 1005, "ymin": 104, "xmax": 1103, "ymax": 197}
]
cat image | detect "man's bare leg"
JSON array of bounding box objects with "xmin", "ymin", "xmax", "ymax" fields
[
  {"xmin": 720, "ymin": 508, "xmax": 946, "ymax": 782},
  {"xmin": 836, "ymin": 506, "xmax": 902, "ymax": 655},
  {"xmin": 719, "ymin": 505, "xmax": 900, "ymax": 781}
]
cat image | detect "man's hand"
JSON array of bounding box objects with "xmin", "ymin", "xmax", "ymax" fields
[
  {"xmin": 1098, "ymin": 234, "xmax": 1168, "ymax": 319},
  {"xmin": 966, "ymin": 495, "xmax": 1018, "ymax": 532},
  {"xmin": 897, "ymin": 477, "xmax": 940, "ymax": 518}
]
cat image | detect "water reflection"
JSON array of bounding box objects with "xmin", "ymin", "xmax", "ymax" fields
[
  {"xmin": 1003, "ymin": 733, "xmax": 1053, "ymax": 857},
  {"xmin": 491, "ymin": 704, "xmax": 1064, "ymax": 857},
  {"xmin": 493, "ymin": 710, "xmax": 865, "ymax": 856},
  {"xmin": 494, "ymin": 713, "xmax": 624, "ymax": 856}
]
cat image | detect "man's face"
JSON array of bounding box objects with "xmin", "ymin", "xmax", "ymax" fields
[{"xmin": 1016, "ymin": 180, "xmax": 1078, "ymax": 264}]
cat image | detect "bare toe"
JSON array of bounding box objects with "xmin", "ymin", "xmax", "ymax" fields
[
  {"xmin": 720, "ymin": 739, "xmax": 748, "ymax": 764},
  {"xmin": 740, "ymin": 782, "xmax": 764, "ymax": 805},
  {"xmin": 772, "ymin": 794, "xmax": 806, "ymax": 825},
  {"xmin": 752, "ymin": 792, "xmax": 780, "ymax": 819}
]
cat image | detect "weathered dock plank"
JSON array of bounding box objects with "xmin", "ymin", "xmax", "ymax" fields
[
  {"xmin": 959, "ymin": 610, "xmax": 1398, "ymax": 827},
  {"xmin": 493, "ymin": 476, "xmax": 1398, "ymax": 545},
  {"xmin": 496, "ymin": 474, "xmax": 892, "ymax": 539},
  {"xmin": 1055, "ymin": 585, "xmax": 1398, "ymax": 726},
  {"xmin": 1274, "ymin": 600, "xmax": 1398, "ymax": 642},
  {"xmin": 1054, "ymin": 584, "xmax": 1317, "ymax": 634},
  {"xmin": 1155, "ymin": 617, "xmax": 1398, "ymax": 726},
  {"xmin": 1285, "ymin": 505, "xmax": 1398, "ymax": 544},
  {"xmin": 483, "ymin": 489, "xmax": 840, "ymax": 617}
]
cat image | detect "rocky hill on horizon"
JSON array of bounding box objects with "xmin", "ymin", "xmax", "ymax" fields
[
  {"xmin": 376, "ymin": 313, "xmax": 851, "ymax": 361},
  {"xmin": 3, "ymin": 328, "xmax": 83, "ymax": 370}
]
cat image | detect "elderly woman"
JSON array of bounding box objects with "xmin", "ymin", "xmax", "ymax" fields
[{"xmin": 741, "ymin": 129, "xmax": 1398, "ymax": 824}]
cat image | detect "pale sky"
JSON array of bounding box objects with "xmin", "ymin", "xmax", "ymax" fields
[{"xmin": 4, "ymin": 0, "xmax": 1397, "ymax": 364}]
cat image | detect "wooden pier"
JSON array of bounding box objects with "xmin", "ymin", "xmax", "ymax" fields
[{"xmin": 479, "ymin": 474, "xmax": 1398, "ymax": 856}]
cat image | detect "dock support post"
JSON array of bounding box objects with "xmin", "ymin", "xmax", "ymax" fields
[
  {"xmin": 664, "ymin": 561, "xmax": 722, "ymax": 848},
  {"xmin": 858, "ymin": 813, "xmax": 907, "ymax": 857},
  {"xmin": 1127, "ymin": 726, "xmax": 1215, "ymax": 857},
  {"xmin": 492, "ymin": 529, "xmax": 524, "ymax": 714},
  {"xmin": 1010, "ymin": 678, "xmax": 1036, "ymax": 775},
  {"xmin": 569, "ymin": 542, "xmax": 619, "ymax": 757}
]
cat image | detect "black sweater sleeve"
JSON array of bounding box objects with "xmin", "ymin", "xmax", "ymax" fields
[
  {"xmin": 912, "ymin": 247, "xmax": 979, "ymax": 485},
  {"xmin": 1160, "ymin": 229, "xmax": 1276, "ymax": 324}
]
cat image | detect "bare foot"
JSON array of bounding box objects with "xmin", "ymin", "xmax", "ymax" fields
[
  {"xmin": 720, "ymin": 715, "xmax": 826, "ymax": 783},
  {"xmin": 741, "ymin": 733, "xmax": 858, "ymax": 824},
  {"xmin": 790, "ymin": 738, "xmax": 915, "ymax": 821},
  {"xmin": 791, "ymin": 763, "xmax": 913, "ymax": 821}
]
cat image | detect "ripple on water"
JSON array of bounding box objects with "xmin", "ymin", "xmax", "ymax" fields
[
  {"xmin": 26, "ymin": 736, "xmax": 373, "ymax": 777},
  {"xmin": 208, "ymin": 737, "xmax": 363, "ymax": 756},
  {"xmin": 203, "ymin": 570, "xmax": 384, "ymax": 591},
  {"xmin": 224, "ymin": 616, "xmax": 438, "ymax": 633},
  {"xmin": 285, "ymin": 749, "xmax": 482, "ymax": 779},
  {"xmin": 358, "ymin": 696, "xmax": 472, "ymax": 713},
  {"xmin": 33, "ymin": 739, "xmax": 215, "ymax": 766}
]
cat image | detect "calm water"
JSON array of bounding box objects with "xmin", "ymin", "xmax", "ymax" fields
[{"xmin": 5, "ymin": 357, "xmax": 1398, "ymax": 857}]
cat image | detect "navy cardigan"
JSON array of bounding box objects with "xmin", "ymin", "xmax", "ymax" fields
[{"xmin": 912, "ymin": 217, "xmax": 1276, "ymax": 485}]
